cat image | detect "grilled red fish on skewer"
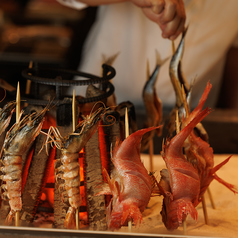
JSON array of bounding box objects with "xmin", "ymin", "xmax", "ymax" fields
[
  {"xmin": 182, "ymin": 82, "xmax": 237, "ymax": 199},
  {"xmin": 160, "ymin": 107, "xmax": 210, "ymax": 230},
  {"xmin": 158, "ymin": 82, "xmax": 238, "ymax": 230},
  {"xmin": 96, "ymin": 127, "xmax": 159, "ymax": 229}
]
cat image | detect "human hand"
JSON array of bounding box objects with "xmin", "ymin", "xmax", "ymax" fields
[{"xmin": 130, "ymin": 0, "xmax": 186, "ymax": 40}]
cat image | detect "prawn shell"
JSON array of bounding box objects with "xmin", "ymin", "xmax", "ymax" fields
[{"xmin": 1, "ymin": 106, "xmax": 47, "ymax": 221}]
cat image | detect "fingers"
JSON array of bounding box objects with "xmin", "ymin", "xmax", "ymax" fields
[
  {"xmin": 160, "ymin": 0, "xmax": 186, "ymax": 39},
  {"xmin": 141, "ymin": 0, "xmax": 186, "ymax": 40},
  {"xmin": 161, "ymin": 9, "xmax": 186, "ymax": 40},
  {"xmin": 167, "ymin": 16, "xmax": 185, "ymax": 40},
  {"xmin": 159, "ymin": 0, "xmax": 177, "ymax": 24},
  {"xmin": 151, "ymin": 0, "xmax": 165, "ymax": 14}
]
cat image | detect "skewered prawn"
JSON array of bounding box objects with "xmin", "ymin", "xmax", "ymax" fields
[
  {"xmin": 48, "ymin": 106, "xmax": 108, "ymax": 229},
  {"xmin": 0, "ymin": 106, "xmax": 48, "ymax": 225}
]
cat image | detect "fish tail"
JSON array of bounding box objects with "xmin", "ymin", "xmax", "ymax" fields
[
  {"xmin": 170, "ymin": 107, "xmax": 212, "ymax": 153},
  {"xmin": 112, "ymin": 126, "xmax": 161, "ymax": 157},
  {"xmin": 128, "ymin": 126, "xmax": 161, "ymax": 145},
  {"xmin": 210, "ymin": 155, "xmax": 232, "ymax": 174},
  {"xmin": 213, "ymin": 173, "xmax": 238, "ymax": 194},
  {"xmin": 189, "ymin": 82, "xmax": 212, "ymax": 121}
]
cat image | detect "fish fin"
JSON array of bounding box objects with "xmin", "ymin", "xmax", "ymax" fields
[
  {"xmin": 101, "ymin": 167, "xmax": 119, "ymax": 197},
  {"xmin": 131, "ymin": 126, "xmax": 161, "ymax": 154},
  {"xmin": 213, "ymin": 173, "xmax": 238, "ymax": 194},
  {"xmin": 188, "ymin": 82, "xmax": 212, "ymax": 122},
  {"xmin": 115, "ymin": 181, "xmax": 122, "ymax": 201},
  {"xmin": 94, "ymin": 181, "xmax": 111, "ymax": 196},
  {"xmin": 102, "ymin": 167, "xmax": 114, "ymax": 192},
  {"xmin": 149, "ymin": 172, "xmax": 165, "ymax": 196},
  {"xmin": 168, "ymin": 107, "xmax": 212, "ymax": 157},
  {"xmin": 64, "ymin": 207, "xmax": 76, "ymax": 229},
  {"xmin": 111, "ymin": 138, "xmax": 121, "ymax": 159},
  {"xmin": 195, "ymin": 82, "xmax": 212, "ymax": 111},
  {"xmin": 210, "ymin": 155, "xmax": 232, "ymax": 174},
  {"xmin": 121, "ymin": 203, "xmax": 142, "ymax": 227}
]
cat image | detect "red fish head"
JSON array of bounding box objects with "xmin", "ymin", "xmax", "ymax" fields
[{"xmin": 161, "ymin": 197, "xmax": 198, "ymax": 230}]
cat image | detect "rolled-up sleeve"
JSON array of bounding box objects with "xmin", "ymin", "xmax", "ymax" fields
[{"xmin": 56, "ymin": 0, "xmax": 87, "ymax": 10}]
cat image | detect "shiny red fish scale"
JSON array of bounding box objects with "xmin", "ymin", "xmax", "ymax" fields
[{"xmin": 107, "ymin": 127, "xmax": 159, "ymax": 229}]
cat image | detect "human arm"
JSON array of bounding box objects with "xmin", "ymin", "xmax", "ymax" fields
[{"xmin": 58, "ymin": 0, "xmax": 186, "ymax": 40}]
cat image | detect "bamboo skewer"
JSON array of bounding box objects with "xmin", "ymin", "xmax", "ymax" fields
[
  {"xmin": 146, "ymin": 59, "xmax": 150, "ymax": 81},
  {"xmin": 25, "ymin": 61, "xmax": 33, "ymax": 95},
  {"xmin": 202, "ymin": 195, "xmax": 209, "ymax": 225},
  {"xmin": 24, "ymin": 61, "xmax": 33, "ymax": 107},
  {"xmin": 124, "ymin": 107, "xmax": 132, "ymax": 232},
  {"xmin": 171, "ymin": 41, "xmax": 176, "ymax": 54},
  {"xmin": 16, "ymin": 82, "xmax": 21, "ymax": 123},
  {"xmin": 15, "ymin": 82, "xmax": 21, "ymax": 227},
  {"xmin": 125, "ymin": 107, "xmax": 129, "ymax": 138},
  {"xmin": 146, "ymin": 59, "xmax": 155, "ymax": 172},
  {"xmin": 72, "ymin": 89, "xmax": 76, "ymax": 132},
  {"xmin": 182, "ymin": 219, "xmax": 187, "ymax": 235},
  {"xmin": 75, "ymin": 209, "xmax": 79, "ymax": 230},
  {"xmin": 149, "ymin": 140, "xmax": 154, "ymax": 172},
  {"xmin": 72, "ymin": 89, "xmax": 80, "ymax": 230},
  {"xmin": 207, "ymin": 187, "xmax": 216, "ymax": 209},
  {"xmin": 15, "ymin": 211, "xmax": 20, "ymax": 227}
]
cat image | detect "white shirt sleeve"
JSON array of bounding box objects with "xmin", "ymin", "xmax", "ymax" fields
[{"xmin": 56, "ymin": 0, "xmax": 87, "ymax": 10}]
